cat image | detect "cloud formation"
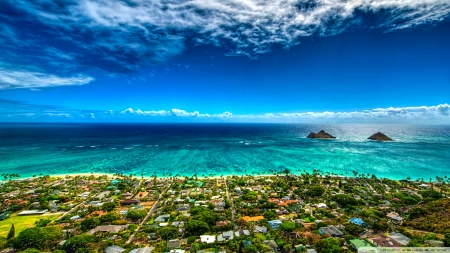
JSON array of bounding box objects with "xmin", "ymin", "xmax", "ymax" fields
[
  {"xmin": 0, "ymin": 64, "xmax": 94, "ymax": 89},
  {"xmin": 118, "ymin": 104, "xmax": 450, "ymax": 121},
  {"xmin": 0, "ymin": 0, "xmax": 448, "ymax": 82},
  {"xmin": 1, "ymin": 100, "xmax": 448, "ymax": 122}
]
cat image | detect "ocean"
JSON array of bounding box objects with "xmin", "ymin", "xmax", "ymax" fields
[{"xmin": 0, "ymin": 123, "xmax": 449, "ymax": 180}]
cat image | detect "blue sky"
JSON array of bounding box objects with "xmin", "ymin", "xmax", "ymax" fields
[{"xmin": 0, "ymin": 0, "xmax": 449, "ymax": 123}]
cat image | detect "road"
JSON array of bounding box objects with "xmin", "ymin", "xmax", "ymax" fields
[
  {"xmin": 53, "ymin": 200, "xmax": 87, "ymax": 222},
  {"xmin": 224, "ymin": 178, "xmax": 237, "ymax": 229},
  {"xmin": 126, "ymin": 180, "xmax": 172, "ymax": 244}
]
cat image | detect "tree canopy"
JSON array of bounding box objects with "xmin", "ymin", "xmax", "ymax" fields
[{"xmin": 185, "ymin": 220, "xmax": 210, "ymax": 236}]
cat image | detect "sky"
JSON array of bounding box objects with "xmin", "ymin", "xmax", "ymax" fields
[{"xmin": 0, "ymin": 0, "xmax": 449, "ymax": 123}]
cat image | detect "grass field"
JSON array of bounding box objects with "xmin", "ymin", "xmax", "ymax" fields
[{"xmin": 0, "ymin": 213, "xmax": 60, "ymax": 238}]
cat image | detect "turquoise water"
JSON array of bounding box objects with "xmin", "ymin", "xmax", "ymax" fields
[{"xmin": 0, "ymin": 123, "xmax": 449, "ymax": 180}]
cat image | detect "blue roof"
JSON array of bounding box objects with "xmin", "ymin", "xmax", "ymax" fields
[{"xmin": 349, "ymin": 218, "xmax": 365, "ymax": 225}]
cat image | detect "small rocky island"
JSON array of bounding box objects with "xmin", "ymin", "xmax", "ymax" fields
[
  {"xmin": 368, "ymin": 132, "xmax": 393, "ymax": 141},
  {"xmin": 307, "ymin": 130, "xmax": 336, "ymax": 139}
]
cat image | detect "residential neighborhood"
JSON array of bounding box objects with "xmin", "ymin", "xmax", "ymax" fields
[{"xmin": 0, "ymin": 171, "xmax": 450, "ymax": 253}]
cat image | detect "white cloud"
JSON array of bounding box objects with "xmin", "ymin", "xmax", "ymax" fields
[
  {"xmin": 0, "ymin": 63, "xmax": 94, "ymax": 89},
  {"xmin": 116, "ymin": 104, "xmax": 449, "ymax": 122},
  {"xmin": 11, "ymin": 0, "xmax": 450, "ymax": 60}
]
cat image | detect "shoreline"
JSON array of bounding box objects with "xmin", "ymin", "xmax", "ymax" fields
[{"xmin": 6, "ymin": 171, "xmax": 438, "ymax": 184}]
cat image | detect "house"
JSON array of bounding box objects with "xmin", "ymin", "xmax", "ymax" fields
[
  {"xmin": 235, "ymin": 187, "xmax": 242, "ymax": 194},
  {"xmin": 254, "ymin": 225, "xmax": 268, "ymax": 233},
  {"xmin": 217, "ymin": 231, "xmax": 234, "ymax": 241},
  {"xmin": 200, "ymin": 235, "xmax": 216, "ymax": 244},
  {"xmin": 235, "ymin": 229, "xmax": 250, "ymax": 237},
  {"xmin": 89, "ymin": 211, "xmax": 107, "ymax": 218},
  {"xmin": 130, "ymin": 247, "xmax": 155, "ymax": 253},
  {"xmin": 268, "ymin": 220, "xmax": 282, "ymax": 230},
  {"xmin": 349, "ymin": 239, "xmax": 373, "ymax": 250},
  {"xmin": 131, "ymin": 180, "xmax": 140, "ymax": 190},
  {"xmin": 148, "ymin": 233, "xmax": 157, "ymax": 240},
  {"xmin": 122, "ymin": 192, "xmax": 134, "ymax": 199},
  {"xmin": 216, "ymin": 220, "xmax": 230, "ymax": 227},
  {"xmin": 388, "ymin": 232, "xmax": 411, "ymax": 246},
  {"xmin": 87, "ymin": 225, "xmax": 127, "ymax": 235},
  {"xmin": 425, "ymin": 240, "xmax": 444, "ymax": 247},
  {"xmin": 137, "ymin": 191, "xmax": 149, "ymax": 199},
  {"xmin": 70, "ymin": 215, "xmax": 81, "ymax": 220},
  {"xmin": 242, "ymin": 240, "xmax": 253, "ymax": 249},
  {"xmin": 349, "ymin": 217, "xmax": 366, "ymax": 227},
  {"xmin": 317, "ymin": 203, "xmax": 328, "ymax": 209},
  {"xmin": 154, "ymin": 214, "xmax": 170, "ymax": 223},
  {"xmin": 176, "ymin": 205, "xmax": 191, "ymax": 213},
  {"xmin": 169, "ymin": 250, "xmax": 185, "ymax": 253},
  {"xmin": 18, "ymin": 209, "xmax": 48, "ymax": 215},
  {"xmin": 96, "ymin": 191, "xmax": 111, "ymax": 199},
  {"xmin": 87, "ymin": 201, "xmax": 104, "ymax": 207},
  {"xmin": 105, "ymin": 245, "xmax": 126, "ymax": 253},
  {"xmin": 121, "ymin": 199, "xmax": 140, "ymax": 206},
  {"xmin": 167, "ymin": 239, "xmax": 182, "ymax": 248},
  {"xmin": 262, "ymin": 240, "xmax": 279, "ymax": 252},
  {"xmin": 319, "ymin": 225, "xmax": 344, "ymax": 238},
  {"xmin": 370, "ymin": 234, "xmax": 402, "ymax": 247},
  {"xmin": 386, "ymin": 212, "xmax": 404, "ymax": 225}
]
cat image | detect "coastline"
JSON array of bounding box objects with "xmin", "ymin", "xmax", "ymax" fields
[{"xmin": 9, "ymin": 171, "xmax": 439, "ymax": 184}]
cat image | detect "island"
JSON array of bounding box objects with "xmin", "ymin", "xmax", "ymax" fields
[
  {"xmin": 307, "ymin": 130, "xmax": 336, "ymax": 139},
  {"xmin": 368, "ymin": 132, "xmax": 393, "ymax": 141}
]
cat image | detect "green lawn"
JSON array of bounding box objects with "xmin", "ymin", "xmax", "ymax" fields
[{"xmin": 0, "ymin": 213, "xmax": 61, "ymax": 238}]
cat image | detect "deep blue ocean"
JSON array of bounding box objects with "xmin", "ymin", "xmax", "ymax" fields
[{"xmin": 0, "ymin": 123, "xmax": 449, "ymax": 180}]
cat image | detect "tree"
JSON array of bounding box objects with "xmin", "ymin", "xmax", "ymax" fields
[
  {"xmin": 12, "ymin": 226, "xmax": 64, "ymax": 251},
  {"xmin": 159, "ymin": 227, "xmax": 179, "ymax": 240},
  {"xmin": 126, "ymin": 209, "xmax": 147, "ymax": 220},
  {"xmin": 7, "ymin": 223, "xmax": 15, "ymax": 240},
  {"xmin": 185, "ymin": 220, "xmax": 210, "ymax": 236},
  {"xmin": 80, "ymin": 217, "xmax": 100, "ymax": 231},
  {"xmin": 21, "ymin": 249, "xmax": 40, "ymax": 253},
  {"xmin": 101, "ymin": 202, "xmax": 116, "ymax": 212},
  {"xmin": 307, "ymin": 186, "xmax": 325, "ymax": 197},
  {"xmin": 196, "ymin": 211, "xmax": 218, "ymax": 226},
  {"xmin": 100, "ymin": 212, "xmax": 120, "ymax": 223},
  {"xmin": 62, "ymin": 234, "xmax": 97, "ymax": 253},
  {"xmin": 314, "ymin": 238, "xmax": 343, "ymax": 253},
  {"xmin": 444, "ymin": 233, "xmax": 450, "ymax": 247},
  {"xmin": 280, "ymin": 222, "xmax": 295, "ymax": 232}
]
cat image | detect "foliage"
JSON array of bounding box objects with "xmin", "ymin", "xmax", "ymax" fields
[
  {"xmin": 280, "ymin": 222, "xmax": 296, "ymax": 232},
  {"xmin": 21, "ymin": 248, "xmax": 40, "ymax": 253},
  {"xmin": 185, "ymin": 220, "xmax": 210, "ymax": 236},
  {"xmin": 99, "ymin": 212, "xmax": 120, "ymax": 223},
  {"xmin": 188, "ymin": 236, "xmax": 197, "ymax": 244},
  {"xmin": 12, "ymin": 226, "xmax": 64, "ymax": 251},
  {"xmin": 126, "ymin": 209, "xmax": 147, "ymax": 220},
  {"xmin": 80, "ymin": 217, "xmax": 100, "ymax": 231},
  {"xmin": 61, "ymin": 234, "xmax": 97, "ymax": 253},
  {"xmin": 159, "ymin": 227, "xmax": 179, "ymax": 240},
  {"xmin": 195, "ymin": 211, "xmax": 218, "ymax": 226},
  {"xmin": 405, "ymin": 199, "xmax": 450, "ymax": 233},
  {"xmin": 101, "ymin": 202, "xmax": 116, "ymax": 212},
  {"xmin": 332, "ymin": 194, "xmax": 359, "ymax": 208},
  {"xmin": 7, "ymin": 224, "xmax": 14, "ymax": 240},
  {"xmin": 307, "ymin": 186, "xmax": 325, "ymax": 197},
  {"xmin": 444, "ymin": 233, "xmax": 450, "ymax": 247},
  {"xmin": 263, "ymin": 210, "xmax": 278, "ymax": 220},
  {"xmin": 35, "ymin": 218, "xmax": 52, "ymax": 227},
  {"xmin": 314, "ymin": 237, "xmax": 343, "ymax": 253},
  {"xmin": 421, "ymin": 190, "xmax": 442, "ymax": 201},
  {"xmin": 344, "ymin": 223, "xmax": 363, "ymax": 236}
]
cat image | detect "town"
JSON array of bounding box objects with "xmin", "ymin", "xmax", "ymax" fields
[{"xmin": 0, "ymin": 170, "xmax": 449, "ymax": 253}]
